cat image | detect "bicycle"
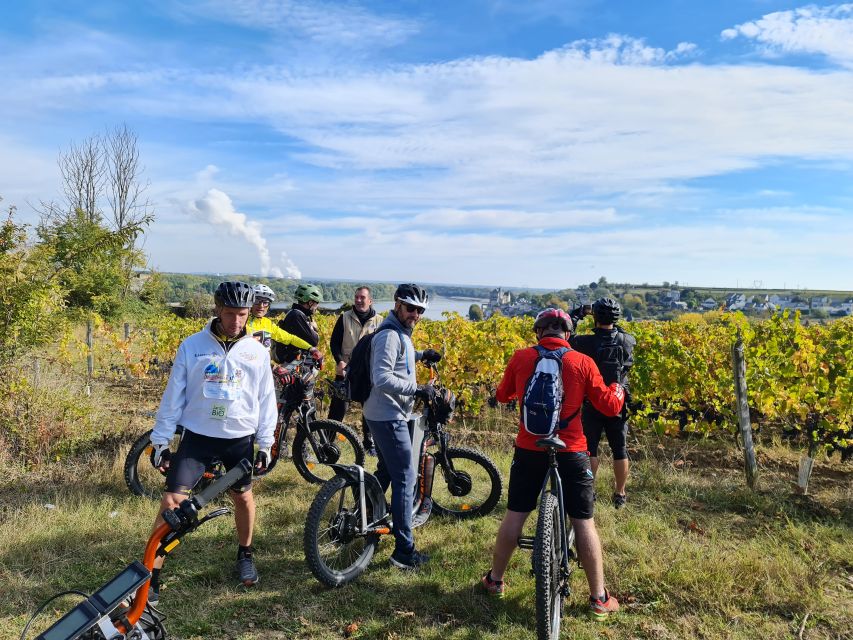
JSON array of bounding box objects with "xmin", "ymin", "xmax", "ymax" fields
[
  {"xmin": 21, "ymin": 459, "xmax": 252, "ymax": 640},
  {"xmin": 516, "ymin": 434, "xmax": 578, "ymax": 640},
  {"xmin": 124, "ymin": 354, "xmax": 365, "ymax": 498},
  {"xmin": 303, "ymin": 364, "xmax": 502, "ymax": 587}
]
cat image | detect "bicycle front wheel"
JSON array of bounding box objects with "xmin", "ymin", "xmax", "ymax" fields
[
  {"xmin": 431, "ymin": 447, "xmax": 502, "ymax": 518},
  {"xmin": 303, "ymin": 475, "xmax": 379, "ymax": 587},
  {"xmin": 292, "ymin": 419, "xmax": 365, "ymax": 484},
  {"xmin": 124, "ymin": 429, "xmax": 173, "ymax": 499},
  {"xmin": 533, "ymin": 492, "xmax": 564, "ymax": 640}
]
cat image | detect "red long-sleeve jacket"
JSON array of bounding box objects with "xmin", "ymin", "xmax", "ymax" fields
[{"xmin": 496, "ymin": 336, "xmax": 625, "ymax": 452}]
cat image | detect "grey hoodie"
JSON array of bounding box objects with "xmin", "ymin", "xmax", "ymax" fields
[{"xmin": 362, "ymin": 311, "xmax": 424, "ymax": 422}]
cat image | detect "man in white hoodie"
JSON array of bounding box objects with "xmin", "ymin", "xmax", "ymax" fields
[{"xmin": 147, "ymin": 281, "xmax": 277, "ymax": 602}]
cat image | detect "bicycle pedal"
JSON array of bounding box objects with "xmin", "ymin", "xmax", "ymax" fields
[{"xmin": 517, "ymin": 536, "xmax": 534, "ymax": 550}]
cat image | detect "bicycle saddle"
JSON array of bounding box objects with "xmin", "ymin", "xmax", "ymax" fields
[{"xmin": 535, "ymin": 435, "xmax": 566, "ymax": 449}]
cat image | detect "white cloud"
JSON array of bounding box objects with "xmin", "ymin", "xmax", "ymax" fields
[
  {"xmin": 176, "ymin": 0, "xmax": 419, "ymax": 48},
  {"xmin": 722, "ymin": 4, "xmax": 853, "ymax": 68}
]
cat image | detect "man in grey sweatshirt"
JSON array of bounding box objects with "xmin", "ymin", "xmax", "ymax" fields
[{"xmin": 363, "ymin": 283, "xmax": 441, "ymax": 570}]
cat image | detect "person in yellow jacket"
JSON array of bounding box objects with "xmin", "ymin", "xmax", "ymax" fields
[{"xmin": 248, "ymin": 284, "xmax": 320, "ymax": 361}]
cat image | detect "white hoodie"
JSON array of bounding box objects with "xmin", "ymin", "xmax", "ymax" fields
[{"xmin": 152, "ymin": 319, "xmax": 277, "ymax": 449}]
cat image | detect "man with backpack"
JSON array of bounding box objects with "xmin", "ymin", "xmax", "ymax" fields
[
  {"xmin": 570, "ymin": 297, "xmax": 636, "ymax": 508},
  {"xmin": 361, "ymin": 283, "xmax": 441, "ymax": 570},
  {"xmin": 481, "ymin": 308, "xmax": 624, "ymax": 619}
]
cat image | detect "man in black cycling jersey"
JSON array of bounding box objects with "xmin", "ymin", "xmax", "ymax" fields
[
  {"xmin": 570, "ymin": 297, "xmax": 636, "ymax": 508},
  {"xmin": 147, "ymin": 281, "xmax": 277, "ymax": 603},
  {"xmin": 275, "ymin": 283, "xmax": 323, "ymax": 364}
]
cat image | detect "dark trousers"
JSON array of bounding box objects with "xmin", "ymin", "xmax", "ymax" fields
[
  {"xmin": 328, "ymin": 375, "xmax": 373, "ymax": 449},
  {"xmin": 365, "ymin": 418, "xmax": 415, "ymax": 556}
]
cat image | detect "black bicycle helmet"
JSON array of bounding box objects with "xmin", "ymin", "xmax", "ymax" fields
[
  {"xmin": 214, "ymin": 281, "xmax": 255, "ymax": 308},
  {"xmin": 592, "ymin": 297, "xmax": 621, "ymax": 324},
  {"xmin": 394, "ymin": 283, "xmax": 429, "ymax": 309}
]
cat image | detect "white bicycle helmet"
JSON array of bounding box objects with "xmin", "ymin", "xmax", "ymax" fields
[{"xmin": 253, "ymin": 284, "xmax": 276, "ymax": 302}]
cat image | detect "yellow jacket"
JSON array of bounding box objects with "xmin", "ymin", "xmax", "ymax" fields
[{"xmin": 247, "ymin": 315, "xmax": 312, "ymax": 358}]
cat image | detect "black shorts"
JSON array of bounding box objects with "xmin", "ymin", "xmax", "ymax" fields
[
  {"xmin": 582, "ymin": 405, "xmax": 629, "ymax": 460},
  {"xmin": 166, "ymin": 429, "xmax": 254, "ymax": 495},
  {"xmin": 506, "ymin": 447, "xmax": 595, "ymax": 520}
]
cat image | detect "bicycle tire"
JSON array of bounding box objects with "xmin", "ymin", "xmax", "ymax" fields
[
  {"xmin": 254, "ymin": 407, "xmax": 289, "ymax": 478},
  {"xmin": 124, "ymin": 429, "xmax": 172, "ymax": 499},
  {"xmin": 431, "ymin": 446, "xmax": 502, "ymax": 519},
  {"xmin": 533, "ymin": 492, "xmax": 564, "ymax": 640},
  {"xmin": 303, "ymin": 475, "xmax": 379, "ymax": 587},
  {"xmin": 123, "ymin": 428, "xmax": 221, "ymax": 499},
  {"xmin": 292, "ymin": 419, "xmax": 365, "ymax": 484}
]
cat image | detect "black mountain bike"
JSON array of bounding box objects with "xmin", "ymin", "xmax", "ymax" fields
[
  {"xmin": 517, "ymin": 435, "xmax": 578, "ymax": 640},
  {"xmin": 124, "ymin": 355, "xmax": 365, "ymax": 498},
  {"xmin": 21, "ymin": 460, "xmax": 252, "ymax": 640},
  {"xmin": 304, "ymin": 365, "xmax": 502, "ymax": 587}
]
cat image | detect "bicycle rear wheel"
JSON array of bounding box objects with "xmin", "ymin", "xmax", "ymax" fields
[
  {"xmin": 533, "ymin": 492, "xmax": 564, "ymax": 640},
  {"xmin": 123, "ymin": 428, "xmax": 222, "ymax": 499},
  {"xmin": 124, "ymin": 429, "xmax": 175, "ymax": 499},
  {"xmin": 292, "ymin": 419, "xmax": 365, "ymax": 484},
  {"xmin": 303, "ymin": 475, "xmax": 379, "ymax": 587},
  {"xmin": 431, "ymin": 446, "xmax": 502, "ymax": 518}
]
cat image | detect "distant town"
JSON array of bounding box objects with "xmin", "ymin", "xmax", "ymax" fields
[{"xmin": 477, "ymin": 282, "xmax": 853, "ymax": 321}]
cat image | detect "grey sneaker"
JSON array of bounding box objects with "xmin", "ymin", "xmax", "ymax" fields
[
  {"xmin": 237, "ymin": 556, "xmax": 259, "ymax": 586},
  {"xmin": 612, "ymin": 493, "xmax": 627, "ymax": 509},
  {"xmin": 147, "ymin": 585, "xmax": 159, "ymax": 606},
  {"xmin": 390, "ymin": 549, "xmax": 430, "ymax": 571}
]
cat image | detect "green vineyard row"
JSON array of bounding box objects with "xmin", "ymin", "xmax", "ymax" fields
[{"xmin": 65, "ymin": 311, "xmax": 852, "ymax": 452}]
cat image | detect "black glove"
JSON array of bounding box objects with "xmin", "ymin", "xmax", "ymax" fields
[
  {"xmin": 421, "ymin": 349, "xmax": 442, "ymax": 365},
  {"xmin": 149, "ymin": 443, "xmax": 171, "ymax": 471},
  {"xmin": 415, "ymin": 384, "xmax": 437, "ymax": 403},
  {"xmin": 570, "ymin": 305, "xmax": 591, "ymax": 319},
  {"xmin": 254, "ymin": 447, "xmax": 272, "ymax": 473}
]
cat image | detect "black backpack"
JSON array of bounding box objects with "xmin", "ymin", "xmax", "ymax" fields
[
  {"xmin": 594, "ymin": 330, "xmax": 626, "ymax": 386},
  {"xmin": 345, "ymin": 326, "xmax": 398, "ymax": 404}
]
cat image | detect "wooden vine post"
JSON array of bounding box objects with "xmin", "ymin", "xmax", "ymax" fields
[
  {"xmin": 731, "ymin": 330, "xmax": 758, "ymax": 489},
  {"xmin": 85, "ymin": 319, "xmax": 94, "ymax": 396}
]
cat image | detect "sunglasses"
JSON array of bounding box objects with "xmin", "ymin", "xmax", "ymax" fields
[
  {"xmin": 254, "ymin": 299, "xmax": 271, "ymax": 306},
  {"xmin": 404, "ymin": 303, "xmax": 426, "ymax": 315}
]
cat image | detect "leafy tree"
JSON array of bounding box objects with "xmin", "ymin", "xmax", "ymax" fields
[
  {"xmin": 37, "ymin": 208, "xmax": 145, "ymax": 318},
  {"xmin": 468, "ymin": 303, "xmax": 484, "ymax": 321},
  {"xmin": 0, "ymin": 203, "xmax": 65, "ymax": 363},
  {"xmin": 184, "ymin": 292, "xmax": 215, "ymax": 319}
]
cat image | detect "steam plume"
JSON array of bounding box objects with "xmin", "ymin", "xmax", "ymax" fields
[{"xmin": 187, "ymin": 188, "xmax": 300, "ymax": 278}]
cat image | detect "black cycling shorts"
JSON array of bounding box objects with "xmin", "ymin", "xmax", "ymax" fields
[
  {"xmin": 506, "ymin": 447, "xmax": 595, "ymax": 520},
  {"xmin": 166, "ymin": 429, "xmax": 254, "ymax": 496},
  {"xmin": 582, "ymin": 405, "xmax": 629, "ymax": 460}
]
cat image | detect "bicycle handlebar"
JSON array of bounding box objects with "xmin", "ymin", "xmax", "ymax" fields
[{"xmin": 192, "ymin": 458, "xmax": 252, "ymax": 509}]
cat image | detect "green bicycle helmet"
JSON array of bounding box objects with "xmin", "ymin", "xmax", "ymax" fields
[{"xmin": 294, "ymin": 283, "xmax": 323, "ymax": 304}]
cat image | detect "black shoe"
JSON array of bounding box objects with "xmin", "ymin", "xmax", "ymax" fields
[
  {"xmin": 147, "ymin": 585, "xmax": 160, "ymax": 606},
  {"xmin": 237, "ymin": 556, "xmax": 259, "ymax": 585},
  {"xmin": 390, "ymin": 549, "xmax": 430, "ymax": 571},
  {"xmin": 612, "ymin": 492, "xmax": 627, "ymax": 509}
]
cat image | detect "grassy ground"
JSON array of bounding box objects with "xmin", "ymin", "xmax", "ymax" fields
[{"xmin": 2, "ymin": 432, "xmax": 851, "ymax": 640}]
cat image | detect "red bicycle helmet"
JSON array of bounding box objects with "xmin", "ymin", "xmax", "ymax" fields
[{"xmin": 533, "ymin": 307, "xmax": 572, "ymax": 332}]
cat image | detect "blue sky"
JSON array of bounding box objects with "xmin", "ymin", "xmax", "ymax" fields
[{"xmin": 2, "ymin": 1, "xmax": 853, "ymax": 290}]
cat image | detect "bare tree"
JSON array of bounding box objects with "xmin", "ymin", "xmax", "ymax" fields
[
  {"xmin": 106, "ymin": 124, "xmax": 153, "ymax": 234},
  {"xmin": 58, "ymin": 134, "xmax": 106, "ymax": 223}
]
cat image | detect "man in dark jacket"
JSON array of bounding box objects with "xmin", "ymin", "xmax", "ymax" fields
[
  {"xmin": 328, "ymin": 286, "xmax": 383, "ymax": 454},
  {"xmin": 570, "ymin": 297, "xmax": 636, "ymax": 508},
  {"xmin": 276, "ymin": 283, "xmax": 322, "ymax": 364}
]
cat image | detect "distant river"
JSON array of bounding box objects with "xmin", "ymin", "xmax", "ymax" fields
[{"xmin": 320, "ymin": 295, "xmax": 486, "ymax": 321}]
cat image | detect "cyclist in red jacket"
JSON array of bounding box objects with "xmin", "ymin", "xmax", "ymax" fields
[{"xmin": 481, "ymin": 308, "xmax": 623, "ymax": 619}]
